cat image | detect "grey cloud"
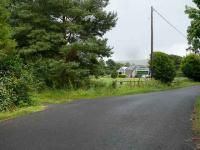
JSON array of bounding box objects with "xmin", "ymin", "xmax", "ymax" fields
[{"xmin": 105, "ymin": 0, "xmax": 194, "ymax": 61}]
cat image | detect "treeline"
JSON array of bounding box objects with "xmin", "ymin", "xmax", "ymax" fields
[
  {"xmin": 1, "ymin": 0, "xmax": 200, "ymax": 112},
  {"xmin": 151, "ymin": 52, "xmax": 200, "ymax": 84},
  {"xmin": 0, "ymin": 0, "xmax": 117, "ymax": 111}
]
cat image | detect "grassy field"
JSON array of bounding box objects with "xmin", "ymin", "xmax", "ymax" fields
[{"xmin": 0, "ymin": 77, "xmax": 199, "ymax": 121}]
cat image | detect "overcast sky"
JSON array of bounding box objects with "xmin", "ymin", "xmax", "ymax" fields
[{"xmin": 105, "ymin": 0, "xmax": 194, "ymax": 61}]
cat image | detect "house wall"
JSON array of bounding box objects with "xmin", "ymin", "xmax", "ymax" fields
[
  {"xmin": 125, "ymin": 70, "xmax": 137, "ymax": 78},
  {"xmin": 117, "ymin": 68, "xmax": 127, "ymax": 74},
  {"xmin": 120, "ymin": 66, "xmax": 150, "ymax": 78},
  {"xmin": 125, "ymin": 70, "xmax": 132, "ymax": 78},
  {"xmin": 132, "ymin": 70, "xmax": 137, "ymax": 78}
]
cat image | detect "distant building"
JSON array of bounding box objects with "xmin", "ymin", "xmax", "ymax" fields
[
  {"xmin": 117, "ymin": 65, "xmax": 150, "ymax": 78},
  {"xmin": 117, "ymin": 67, "xmax": 127, "ymax": 75},
  {"xmin": 135, "ymin": 65, "xmax": 150, "ymax": 77},
  {"xmin": 125, "ymin": 66, "xmax": 137, "ymax": 78}
]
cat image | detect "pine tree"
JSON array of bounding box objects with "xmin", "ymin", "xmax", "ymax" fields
[
  {"xmin": 0, "ymin": 0, "xmax": 16, "ymax": 60},
  {"xmin": 0, "ymin": 0, "xmax": 30, "ymax": 111},
  {"xmin": 11, "ymin": 0, "xmax": 117, "ymax": 87}
]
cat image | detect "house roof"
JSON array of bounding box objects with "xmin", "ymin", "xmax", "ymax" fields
[
  {"xmin": 118, "ymin": 65, "xmax": 149, "ymax": 72},
  {"xmin": 120, "ymin": 67, "xmax": 128, "ymax": 70},
  {"xmin": 117, "ymin": 67, "xmax": 128, "ymax": 72},
  {"xmin": 126, "ymin": 65, "xmax": 149, "ymax": 71},
  {"xmin": 126, "ymin": 66, "xmax": 136, "ymax": 71}
]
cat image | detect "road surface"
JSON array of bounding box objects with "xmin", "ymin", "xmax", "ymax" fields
[{"xmin": 0, "ymin": 86, "xmax": 200, "ymax": 150}]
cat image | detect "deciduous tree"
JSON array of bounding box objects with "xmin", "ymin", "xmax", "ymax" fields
[
  {"xmin": 0, "ymin": 0, "xmax": 16, "ymax": 60},
  {"xmin": 181, "ymin": 54, "xmax": 200, "ymax": 81},
  {"xmin": 185, "ymin": 0, "xmax": 200, "ymax": 53},
  {"xmin": 152, "ymin": 52, "xmax": 176, "ymax": 83}
]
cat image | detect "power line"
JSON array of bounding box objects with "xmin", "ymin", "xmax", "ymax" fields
[{"xmin": 152, "ymin": 7, "xmax": 187, "ymax": 39}]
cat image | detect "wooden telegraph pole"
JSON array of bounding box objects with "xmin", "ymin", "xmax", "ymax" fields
[{"xmin": 150, "ymin": 6, "xmax": 154, "ymax": 78}]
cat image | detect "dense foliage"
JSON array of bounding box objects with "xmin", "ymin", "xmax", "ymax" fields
[
  {"xmin": 10, "ymin": 0, "xmax": 117, "ymax": 88},
  {"xmin": 0, "ymin": 0, "xmax": 31, "ymax": 111},
  {"xmin": 152, "ymin": 52, "xmax": 176, "ymax": 83},
  {"xmin": 181, "ymin": 54, "xmax": 200, "ymax": 81},
  {"xmin": 118, "ymin": 74, "xmax": 127, "ymax": 78},
  {"xmin": 0, "ymin": 0, "xmax": 16, "ymax": 59},
  {"xmin": 106, "ymin": 59, "xmax": 124, "ymax": 75},
  {"xmin": 0, "ymin": 57, "xmax": 31, "ymax": 111},
  {"xmin": 169, "ymin": 55, "xmax": 182, "ymax": 70},
  {"xmin": 185, "ymin": 0, "xmax": 200, "ymax": 53},
  {"xmin": 0, "ymin": 0, "xmax": 117, "ymax": 111}
]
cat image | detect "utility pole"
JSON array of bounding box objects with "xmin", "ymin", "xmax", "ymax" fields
[{"xmin": 150, "ymin": 6, "xmax": 154, "ymax": 78}]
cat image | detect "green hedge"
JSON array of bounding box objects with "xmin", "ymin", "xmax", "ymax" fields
[
  {"xmin": 181, "ymin": 54, "xmax": 200, "ymax": 81},
  {"xmin": 118, "ymin": 74, "xmax": 128, "ymax": 78},
  {"xmin": 111, "ymin": 73, "xmax": 118, "ymax": 78}
]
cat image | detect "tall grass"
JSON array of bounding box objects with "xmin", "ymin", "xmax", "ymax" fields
[
  {"xmin": 1, "ymin": 77, "xmax": 198, "ymax": 121},
  {"xmin": 31, "ymin": 77, "xmax": 200, "ymax": 104},
  {"xmin": 194, "ymin": 97, "xmax": 200, "ymax": 133}
]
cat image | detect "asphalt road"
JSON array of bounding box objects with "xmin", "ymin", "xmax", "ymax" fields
[{"xmin": 0, "ymin": 86, "xmax": 200, "ymax": 150}]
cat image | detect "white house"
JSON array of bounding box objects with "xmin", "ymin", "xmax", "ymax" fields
[
  {"xmin": 117, "ymin": 65, "xmax": 150, "ymax": 78},
  {"xmin": 126, "ymin": 66, "xmax": 137, "ymax": 78},
  {"xmin": 117, "ymin": 67, "xmax": 127, "ymax": 75}
]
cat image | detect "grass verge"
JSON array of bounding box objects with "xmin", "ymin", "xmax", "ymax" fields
[
  {"xmin": 0, "ymin": 105, "xmax": 46, "ymax": 122},
  {"xmin": 32, "ymin": 78, "xmax": 200, "ymax": 104},
  {"xmin": 194, "ymin": 97, "xmax": 200, "ymax": 131},
  {"xmin": 1, "ymin": 77, "xmax": 199, "ymax": 121},
  {"xmin": 192, "ymin": 97, "xmax": 200, "ymax": 149}
]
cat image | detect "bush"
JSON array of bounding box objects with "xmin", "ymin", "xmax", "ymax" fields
[
  {"xmin": 50, "ymin": 61, "xmax": 90, "ymax": 89},
  {"xmin": 0, "ymin": 82, "xmax": 13, "ymax": 112},
  {"xmin": 111, "ymin": 73, "xmax": 118, "ymax": 78},
  {"xmin": 181, "ymin": 54, "xmax": 200, "ymax": 81},
  {"xmin": 31, "ymin": 59, "xmax": 91, "ymax": 89},
  {"xmin": 118, "ymin": 74, "xmax": 128, "ymax": 78},
  {"xmin": 111, "ymin": 80, "xmax": 117, "ymax": 89},
  {"xmin": 152, "ymin": 52, "xmax": 176, "ymax": 83},
  {"xmin": 0, "ymin": 56, "xmax": 31, "ymax": 111},
  {"xmin": 31, "ymin": 59, "xmax": 54, "ymax": 88},
  {"xmin": 21, "ymin": 65, "xmax": 44, "ymax": 92}
]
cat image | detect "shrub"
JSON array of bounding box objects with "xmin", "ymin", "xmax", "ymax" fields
[
  {"xmin": 118, "ymin": 74, "xmax": 128, "ymax": 78},
  {"xmin": 50, "ymin": 61, "xmax": 90, "ymax": 89},
  {"xmin": 20, "ymin": 65, "xmax": 44, "ymax": 92},
  {"xmin": 31, "ymin": 59, "xmax": 54, "ymax": 88},
  {"xmin": 111, "ymin": 80, "xmax": 117, "ymax": 89},
  {"xmin": 152, "ymin": 52, "xmax": 176, "ymax": 83},
  {"xmin": 169, "ymin": 55, "xmax": 182, "ymax": 70},
  {"xmin": 181, "ymin": 54, "xmax": 200, "ymax": 81},
  {"xmin": 31, "ymin": 59, "xmax": 97, "ymax": 89},
  {"xmin": 111, "ymin": 73, "xmax": 118, "ymax": 78},
  {"xmin": 0, "ymin": 56, "xmax": 31, "ymax": 111},
  {"xmin": 0, "ymin": 82, "xmax": 14, "ymax": 112}
]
